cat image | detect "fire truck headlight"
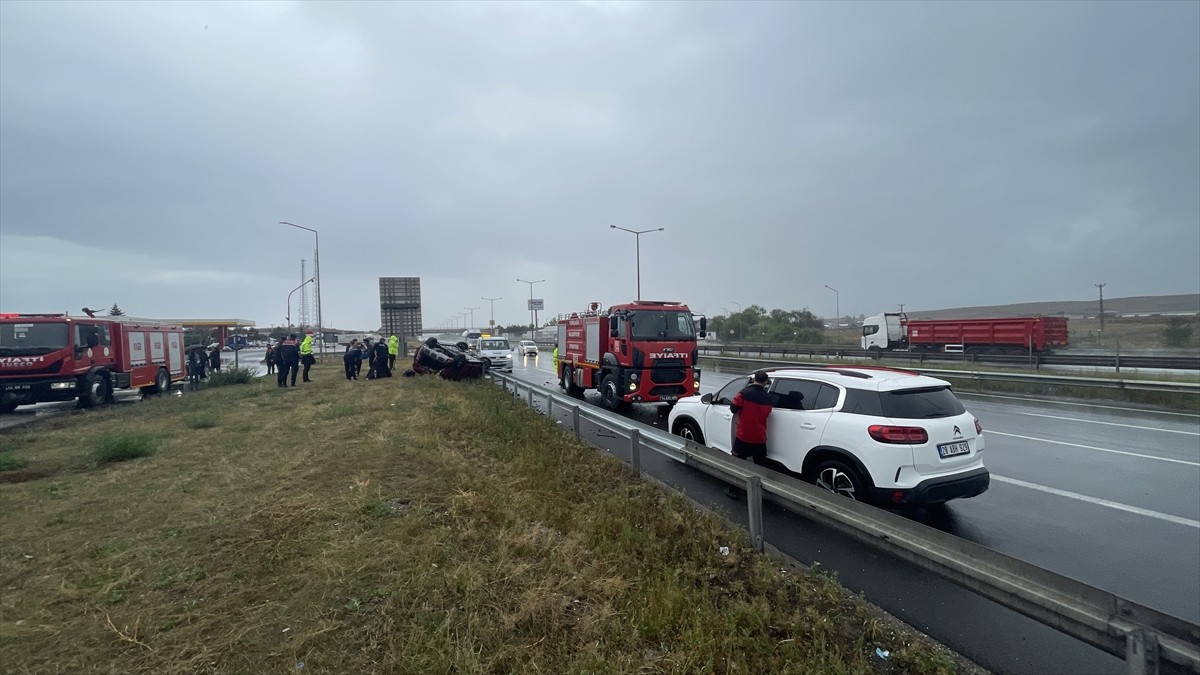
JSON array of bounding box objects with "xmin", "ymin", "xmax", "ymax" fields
[
  {"xmin": 629, "ymin": 372, "xmax": 638, "ymax": 382},
  {"xmin": 50, "ymin": 381, "xmax": 74, "ymax": 390},
  {"xmin": 693, "ymin": 368, "xmax": 700, "ymax": 381},
  {"xmin": 628, "ymin": 382, "xmax": 637, "ymax": 392}
]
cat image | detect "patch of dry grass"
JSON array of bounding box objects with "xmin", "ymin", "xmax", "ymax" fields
[{"xmin": 0, "ymin": 365, "xmax": 970, "ymax": 674}]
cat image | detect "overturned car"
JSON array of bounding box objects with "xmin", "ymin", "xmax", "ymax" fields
[{"xmin": 408, "ymin": 338, "xmax": 488, "ymax": 380}]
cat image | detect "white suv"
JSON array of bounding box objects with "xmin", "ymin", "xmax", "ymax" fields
[
  {"xmin": 668, "ymin": 366, "xmax": 988, "ymax": 508},
  {"xmin": 518, "ymin": 340, "xmax": 539, "ymax": 357}
]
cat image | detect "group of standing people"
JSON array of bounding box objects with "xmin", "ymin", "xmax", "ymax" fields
[
  {"xmin": 186, "ymin": 345, "xmax": 223, "ymax": 390},
  {"xmin": 342, "ymin": 335, "xmax": 398, "ymax": 380},
  {"xmin": 272, "ymin": 331, "xmax": 316, "ymax": 387}
]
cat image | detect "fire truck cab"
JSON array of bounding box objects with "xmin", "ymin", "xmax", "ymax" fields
[
  {"xmin": 0, "ymin": 313, "xmax": 186, "ymax": 413},
  {"xmin": 556, "ymin": 300, "xmax": 706, "ymax": 410}
]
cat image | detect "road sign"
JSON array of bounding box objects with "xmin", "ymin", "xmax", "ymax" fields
[
  {"xmin": 489, "ymin": 319, "xmax": 495, "ymax": 326},
  {"xmin": 528, "ymin": 299, "xmax": 544, "ymax": 311},
  {"xmin": 226, "ymin": 335, "xmax": 248, "ymax": 351}
]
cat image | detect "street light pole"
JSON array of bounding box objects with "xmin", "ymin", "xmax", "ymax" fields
[
  {"xmin": 609, "ymin": 225, "xmax": 664, "ymax": 301},
  {"xmin": 463, "ymin": 306, "xmax": 479, "ymax": 332},
  {"xmin": 482, "ymin": 297, "xmax": 502, "ymax": 331},
  {"xmin": 287, "ymin": 277, "xmax": 316, "ymax": 330},
  {"xmin": 824, "ymin": 285, "xmax": 840, "ymax": 347},
  {"xmin": 731, "ymin": 301, "xmax": 743, "ymax": 341},
  {"xmin": 516, "ymin": 279, "xmax": 545, "ymax": 340},
  {"xmin": 280, "ymin": 221, "xmax": 322, "ymax": 356}
]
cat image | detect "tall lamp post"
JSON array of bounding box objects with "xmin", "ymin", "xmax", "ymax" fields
[
  {"xmin": 516, "ymin": 279, "xmax": 545, "ymax": 340},
  {"xmin": 481, "ymin": 296, "xmax": 502, "ymax": 331},
  {"xmin": 731, "ymin": 301, "xmax": 743, "ymax": 342},
  {"xmin": 280, "ymin": 221, "xmax": 322, "ymax": 355},
  {"xmin": 824, "ymin": 285, "xmax": 840, "ymax": 347},
  {"xmin": 287, "ymin": 277, "xmax": 316, "ymax": 330},
  {"xmin": 463, "ymin": 306, "xmax": 479, "ymax": 332},
  {"xmin": 609, "ymin": 225, "xmax": 663, "ymax": 301}
]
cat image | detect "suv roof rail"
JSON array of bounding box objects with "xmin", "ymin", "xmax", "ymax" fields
[{"xmin": 761, "ymin": 365, "xmax": 875, "ymax": 379}]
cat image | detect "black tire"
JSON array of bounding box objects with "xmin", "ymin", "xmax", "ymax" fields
[
  {"xmin": 599, "ymin": 374, "xmax": 624, "ymax": 411},
  {"xmin": 0, "ymin": 402, "xmax": 17, "ymax": 415},
  {"xmin": 674, "ymin": 419, "xmax": 705, "ymax": 444},
  {"xmin": 811, "ymin": 459, "xmax": 866, "ymax": 502},
  {"xmin": 78, "ymin": 371, "xmax": 111, "ymax": 409},
  {"xmin": 561, "ymin": 366, "xmax": 582, "ymax": 396},
  {"xmin": 142, "ymin": 368, "xmax": 171, "ymax": 396},
  {"xmin": 481, "ymin": 357, "xmax": 492, "ymax": 371}
]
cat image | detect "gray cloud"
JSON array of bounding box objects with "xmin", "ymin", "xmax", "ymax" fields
[{"xmin": 2, "ymin": 0, "xmax": 1196, "ymax": 329}]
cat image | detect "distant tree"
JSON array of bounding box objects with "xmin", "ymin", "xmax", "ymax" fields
[
  {"xmin": 107, "ymin": 303, "xmax": 125, "ymax": 316},
  {"xmin": 1162, "ymin": 317, "xmax": 1194, "ymax": 347},
  {"xmin": 268, "ymin": 326, "xmax": 289, "ymax": 341}
]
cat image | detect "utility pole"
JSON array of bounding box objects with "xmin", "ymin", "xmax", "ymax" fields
[
  {"xmin": 463, "ymin": 306, "xmax": 479, "ymax": 332},
  {"xmin": 516, "ymin": 279, "xmax": 545, "ymax": 340},
  {"xmin": 824, "ymin": 285, "xmax": 840, "ymax": 347},
  {"xmin": 897, "ymin": 303, "xmax": 906, "ymax": 314},
  {"xmin": 481, "ymin": 297, "xmax": 502, "ymax": 330},
  {"xmin": 1095, "ymin": 283, "xmax": 1106, "ymax": 332}
]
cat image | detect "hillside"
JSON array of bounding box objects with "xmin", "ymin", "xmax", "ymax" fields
[{"xmin": 906, "ymin": 294, "xmax": 1199, "ymax": 320}]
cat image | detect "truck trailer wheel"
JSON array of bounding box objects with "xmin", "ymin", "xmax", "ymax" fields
[
  {"xmin": 78, "ymin": 372, "xmax": 111, "ymax": 409},
  {"xmin": 142, "ymin": 368, "xmax": 170, "ymax": 396},
  {"xmin": 599, "ymin": 374, "xmax": 624, "ymax": 411}
]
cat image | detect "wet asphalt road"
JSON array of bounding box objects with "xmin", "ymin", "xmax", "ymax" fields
[{"xmin": 504, "ymin": 354, "xmax": 1200, "ymax": 674}]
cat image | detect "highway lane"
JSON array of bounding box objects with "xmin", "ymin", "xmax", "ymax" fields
[{"xmin": 507, "ymin": 354, "xmax": 1199, "ymax": 672}]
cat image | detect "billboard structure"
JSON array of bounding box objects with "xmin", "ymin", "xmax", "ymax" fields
[{"xmin": 379, "ymin": 277, "xmax": 422, "ymax": 346}]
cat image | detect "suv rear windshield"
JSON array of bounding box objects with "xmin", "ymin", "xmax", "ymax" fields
[{"xmin": 881, "ymin": 387, "xmax": 965, "ymax": 419}]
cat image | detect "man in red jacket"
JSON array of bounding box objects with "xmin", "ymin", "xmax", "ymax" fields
[{"xmin": 725, "ymin": 370, "xmax": 779, "ymax": 498}]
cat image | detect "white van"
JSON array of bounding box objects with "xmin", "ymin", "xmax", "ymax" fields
[{"xmin": 476, "ymin": 336, "xmax": 513, "ymax": 372}]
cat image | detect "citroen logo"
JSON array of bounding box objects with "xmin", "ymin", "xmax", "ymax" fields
[{"xmin": 953, "ymin": 425, "xmax": 962, "ymax": 437}]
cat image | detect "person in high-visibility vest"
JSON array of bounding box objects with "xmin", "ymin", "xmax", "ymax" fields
[
  {"xmin": 552, "ymin": 346, "xmax": 559, "ymax": 374},
  {"xmin": 387, "ymin": 335, "xmax": 400, "ymax": 371},
  {"xmin": 299, "ymin": 331, "xmax": 316, "ymax": 382}
]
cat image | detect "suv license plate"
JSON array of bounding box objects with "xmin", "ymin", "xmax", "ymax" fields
[{"xmin": 938, "ymin": 441, "xmax": 970, "ymax": 458}]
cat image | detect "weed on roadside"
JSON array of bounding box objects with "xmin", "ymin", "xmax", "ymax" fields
[
  {"xmin": 205, "ymin": 368, "xmax": 255, "ymax": 387},
  {"xmin": 92, "ymin": 432, "xmax": 155, "ymax": 464},
  {"xmin": 183, "ymin": 412, "xmax": 219, "ymax": 429}
]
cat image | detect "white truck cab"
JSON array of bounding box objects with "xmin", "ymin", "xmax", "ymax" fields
[{"xmin": 861, "ymin": 313, "xmax": 908, "ymax": 350}]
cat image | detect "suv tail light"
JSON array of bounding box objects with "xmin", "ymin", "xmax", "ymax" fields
[
  {"xmin": 974, "ymin": 417, "xmax": 983, "ymax": 434},
  {"xmin": 868, "ymin": 425, "xmax": 928, "ymax": 444}
]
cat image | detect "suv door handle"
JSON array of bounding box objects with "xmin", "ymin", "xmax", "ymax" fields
[{"xmin": 800, "ymin": 422, "xmax": 816, "ymax": 429}]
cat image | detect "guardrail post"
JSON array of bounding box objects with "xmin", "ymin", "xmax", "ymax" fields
[
  {"xmin": 630, "ymin": 428, "xmax": 642, "ymax": 476},
  {"xmin": 1125, "ymin": 629, "xmax": 1159, "ymax": 675},
  {"xmin": 571, "ymin": 404, "xmax": 581, "ymax": 439},
  {"xmin": 746, "ymin": 475, "xmax": 764, "ymax": 552},
  {"xmin": 527, "ymin": 388, "xmax": 534, "ymax": 408}
]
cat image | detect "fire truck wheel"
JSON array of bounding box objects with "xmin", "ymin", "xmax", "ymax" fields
[
  {"xmin": 599, "ymin": 374, "xmax": 624, "ymax": 411},
  {"xmin": 143, "ymin": 368, "xmax": 171, "ymax": 396},
  {"xmin": 562, "ymin": 367, "xmax": 582, "ymax": 396},
  {"xmin": 79, "ymin": 372, "xmax": 111, "ymax": 408}
]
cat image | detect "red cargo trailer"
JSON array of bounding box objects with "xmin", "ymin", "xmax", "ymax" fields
[{"xmin": 862, "ymin": 313, "xmax": 1068, "ymax": 354}]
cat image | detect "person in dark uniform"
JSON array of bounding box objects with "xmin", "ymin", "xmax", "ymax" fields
[
  {"xmin": 209, "ymin": 345, "xmax": 221, "ymax": 372},
  {"xmin": 277, "ymin": 334, "xmax": 300, "ymax": 387},
  {"xmin": 343, "ymin": 341, "xmax": 362, "ymax": 381},
  {"xmin": 370, "ymin": 340, "xmax": 392, "ymax": 378},
  {"xmin": 187, "ymin": 349, "xmax": 204, "ymax": 390},
  {"xmin": 265, "ymin": 344, "xmax": 276, "ymax": 375}
]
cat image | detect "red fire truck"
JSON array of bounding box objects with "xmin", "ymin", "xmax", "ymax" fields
[
  {"xmin": 0, "ymin": 313, "xmax": 186, "ymax": 413},
  {"xmin": 556, "ymin": 301, "xmax": 707, "ymax": 410}
]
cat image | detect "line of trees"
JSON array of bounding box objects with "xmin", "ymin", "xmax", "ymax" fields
[{"xmin": 707, "ymin": 305, "xmax": 825, "ymax": 344}]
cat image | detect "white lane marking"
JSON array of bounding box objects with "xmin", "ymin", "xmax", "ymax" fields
[
  {"xmin": 1012, "ymin": 412, "xmax": 1200, "ymax": 436},
  {"xmin": 958, "ymin": 391, "xmax": 1200, "ymax": 419},
  {"xmin": 987, "ymin": 431, "xmax": 1200, "ymax": 467},
  {"xmin": 992, "ymin": 475, "xmax": 1200, "ymax": 530}
]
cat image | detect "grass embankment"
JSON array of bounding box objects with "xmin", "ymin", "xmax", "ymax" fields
[{"xmin": 0, "ymin": 368, "xmax": 970, "ymax": 674}]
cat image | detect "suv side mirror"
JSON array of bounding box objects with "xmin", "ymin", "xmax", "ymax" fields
[{"xmin": 700, "ymin": 393, "xmax": 713, "ymax": 404}]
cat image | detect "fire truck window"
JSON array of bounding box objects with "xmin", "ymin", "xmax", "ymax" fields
[
  {"xmin": 75, "ymin": 324, "xmax": 110, "ymax": 348},
  {"xmin": 615, "ymin": 315, "xmax": 627, "ymax": 339},
  {"xmin": 629, "ymin": 310, "xmax": 696, "ymax": 340},
  {"xmin": 0, "ymin": 322, "xmax": 69, "ymax": 354}
]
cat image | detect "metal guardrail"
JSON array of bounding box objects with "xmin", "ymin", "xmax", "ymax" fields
[
  {"xmin": 488, "ymin": 371, "xmax": 1200, "ymax": 674},
  {"xmin": 699, "ymin": 355, "xmax": 1200, "ymax": 396},
  {"xmin": 695, "ymin": 343, "xmax": 1200, "ymax": 372}
]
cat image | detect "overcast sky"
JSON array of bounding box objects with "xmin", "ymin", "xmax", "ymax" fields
[{"xmin": 2, "ymin": 1, "xmax": 1197, "ymax": 331}]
